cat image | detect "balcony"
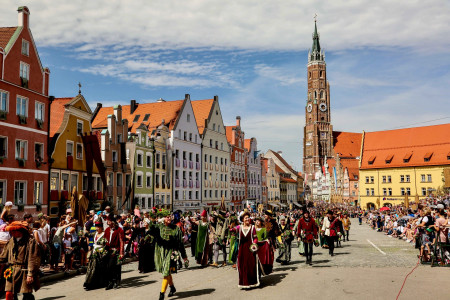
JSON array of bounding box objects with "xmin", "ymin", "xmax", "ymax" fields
[
  {"xmin": 183, "ymin": 160, "xmax": 187, "ymax": 168},
  {"xmin": 196, "ymin": 180, "xmax": 200, "ymax": 188},
  {"xmin": 0, "ymin": 110, "xmax": 6, "ymax": 121},
  {"xmin": 175, "ymin": 179, "xmax": 180, "ymax": 188},
  {"xmin": 183, "ymin": 179, "xmax": 187, "ymax": 188},
  {"xmin": 215, "ymin": 164, "xmax": 219, "ymax": 171},
  {"xmin": 18, "ymin": 114, "xmax": 27, "ymax": 124},
  {"xmin": 175, "ymin": 158, "xmax": 180, "ymax": 167},
  {"xmin": 189, "ymin": 180, "xmax": 193, "ymax": 188},
  {"xmin": 36, "ymin": 119, "xmax": 43, "ymax": 129},
  {"xmin": 196, "ymin": 162, "xmax": 200, "ymax": 170},
  {"xmin": 204, "ymin": 181, "xmax": 208, "ymax": 188},
  {"xmin": 225, "ymin": 166, "xmax": 228, "ymax": 172},
  {"xmin": 215, "ymin": 181, "xmax": 219, "ymax": 188},
  {"xmin": 189, "ymin": 161, "xmax": 193, "ymax": 169}
]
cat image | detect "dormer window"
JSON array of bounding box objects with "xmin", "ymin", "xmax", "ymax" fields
[
  {"xmin": 21, "ymin": 40, "xmax": 29, "ymax": 56},
  {"xmin": 133, "ymin": 115, "xmax": 140, "ymax": 123},
  {"xmin": 424, "ymin": 152, "xmax": 433, "ymax": 162},
  {"xmin": 368, "ymin": 156, "xmax": 376, "ymax": 165},
  {"xmin": 143, "ymin": 114, "xmax": 150, "ymax": 122},
  {"xmin": 403, "ymin": 152, "xmax": 412, "ymax": 163},
  {"xmin": 385, "ymin": 154, "xmax": 393, "ymax": 164}
]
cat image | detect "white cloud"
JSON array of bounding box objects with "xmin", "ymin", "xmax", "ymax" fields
[
  {"xmin": 254, "ymin": 64, "xmax": 304, "ymax": 86},
  {"xmin": 1, "ymin": 0, "xmax": 449, "ymax": 52}
]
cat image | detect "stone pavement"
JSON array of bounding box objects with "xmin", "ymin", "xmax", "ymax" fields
[{"xmin": 33, "ymin": 220, "xmax": 450, "ymax": 300}]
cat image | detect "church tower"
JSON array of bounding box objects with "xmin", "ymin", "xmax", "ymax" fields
[{"xmin": 303, "ymin": 20, "xmax": 333, "ymax": 186}]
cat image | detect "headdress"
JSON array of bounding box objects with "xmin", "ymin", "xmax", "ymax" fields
[
  {"xmin": 157, "ymin": 208, "xmax": 171, "ymax": 218},
  {"xmin": 94, "ymin": 221, "xmax": 103, "ymax": 227},
  {"xmin": 200, "ymin": 210, "xmax": 208, "ymax": 218},
  {"xmin": 5, "ymin": 221, "xmax": 29, "ymax": 232},
  {"xmin": 264, "ymin": 210, "xmax": 274, "ymax": 218},
  {"xmin": 240, "ymin": 211, "xmax": 251, "ymax": 222}
]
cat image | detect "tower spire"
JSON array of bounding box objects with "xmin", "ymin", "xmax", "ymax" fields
[{"xmin": 310, "ymin": 17, "xmax": 324, "ymax": 62}]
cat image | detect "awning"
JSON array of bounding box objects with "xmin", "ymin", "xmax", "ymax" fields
[
  {"xmin": 293, "ymin": 202, "xmax": 302, "ymax": 207},
  {"xmin": 278, "ymin": 203, "xmax": 287, "ymax": 208},
  {"xmin": 268, "ymin": 202, "xmax": 279, "ymax": 207}
]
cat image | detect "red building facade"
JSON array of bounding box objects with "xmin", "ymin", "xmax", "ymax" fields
[
  {"xmin": 226, "ymin": 116, "xmax": 247, "ymax": 210},
  {"xmin": 0, "ymin": 7, "xmax": 50, "ymax": 217}
]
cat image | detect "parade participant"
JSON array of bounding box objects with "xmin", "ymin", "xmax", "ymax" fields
[
  {"xmin": 233, "ymin": 211, "xmax": 260, "ymax": 289},
  {"xmin": 138, "ymin": 211, "xmax": 156, "ymax": 273},
  {"xmin": 227, "ymin": 216, "xmax": 239, "ymax": 268},
  {"xmin": 255, "ymin": 216, "xmax": 274, "ymax": 275},
  {"xmin": 293, "ymin": 207, "xmax": 305, "ymax": 256},
  {"xmin": 0, "ymin": 221, "xmax": 41, "ymax": 300},
  {"xmin": 148, "ymin": 209, "xmax": 188, "ymax": 300},
  {"xmin": 104, "ymin": 215, "xmax": 124, "ymax": 290},
  {"xmin": 84, "ymin": 221, "xmax": 107, "ymax": 290},
  {"xmin": 211, "ymin": 211, "xmax": 228, "ymax": 267},
  {"xmin": 195, "ymin": 210, "xmax": 211, "ymax": 267},
  {"xmin": 342, "ymin": 213, "xmax": 351, "ymax": 241},
  {"xmin": 322, "ymin": 210, "xmax": 339, "ymax": 256},
  {"xmin": 276, "ymin": 216, "xmax": 294, "ymax": 265},
  {"xmin": 297, "ymin": 210, "xmax": 318, "ymax": 264},
  {"xmin": 263, "ymin": 210, "xmax": 281, "ymax": 250},
  {"xmin": 189, "ymin": 215, "xmax": 198, "ymax": 258}
]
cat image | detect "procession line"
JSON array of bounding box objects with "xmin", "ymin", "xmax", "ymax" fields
[{"xmin": 367, "ymin": 239, "xmax": 386, "ymax": 255}]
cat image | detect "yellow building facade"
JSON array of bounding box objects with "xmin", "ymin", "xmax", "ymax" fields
[{"xmin": 359, "ymin": 166, "xmax": 444, "ymax": 209}]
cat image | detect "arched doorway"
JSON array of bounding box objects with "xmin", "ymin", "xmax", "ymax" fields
[
  {"xmin": 382, "ymin": 202, "xmax": 392, "ymax": 208},
  {"xmin": 367, "ymin": 202, "xmax": 375, "ymax": 210}
]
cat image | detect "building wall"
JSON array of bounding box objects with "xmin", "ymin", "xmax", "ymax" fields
[
  {"xmin": 266, "ymin": 158, "xmax": 280, "ymax": 204},
  {"xmin": 359, "ymin": 165, "xmax": 445, "ymax": 209},
  {"xmin": 153, "ymin": 125, "xmax": 171, "ymax": 210},
  {"xmin": 246, "ymin": 138, "xmax": 262, "ymax": 203},
  {"xmin": 171, "ymin": 98, "xmax": 201, "ymax": 211},
  {"xmin": 201, "ymin": 100, "xmax": 230, "ymax": 207},
  {"xmin": 0, "ymin": 7, "xmax": 50, "ymax": 218},
  {"xmin": 229, "ymin": 121, "xmax": 246, "ymax": 210}
]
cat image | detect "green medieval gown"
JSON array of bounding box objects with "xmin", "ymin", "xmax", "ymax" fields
[{"xmin": 195, "ymin": 221, "xmax": 210, "ymax": 266}]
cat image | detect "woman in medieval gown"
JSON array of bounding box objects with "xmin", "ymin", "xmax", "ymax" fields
[
  {"xmin": 255, "ymin": 217, "xmax": 274, "ymax": 276},
  {"xmin": 138, "ymin": 216, "xmax": 156, "ymax": 273},
  {"xmin": 84, "ymin": 222, "xmax": 108, "ymax": 290},
  {"xmin": 233, "ymin": 211, "xmax": 260, "ymax": 289},
  {"xmin": 227, "ymin": 216, "xmax": 239, "ymax": 268},
  {"xmin": 195, "ymin": 210, "xmax": 211, "ymax": 267}
]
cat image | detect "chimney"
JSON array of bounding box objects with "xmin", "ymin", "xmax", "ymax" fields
[
  {"xmin": 236, "ymin": 116, "xmax": 241, "ymax": 127},
  {"xmin": 157, "ymin": 97, "xmax": 165, "ymax": 103},
  {"xmin": 130, "ymin": 100, "xmax": 138, "ymax": 114},
  {"xmin": 17, "ymin": 6, "xmax": 30, "ymax": 28},
  {"xmin": 185, "ymin": 94, "xmax": 190, "ymax": 101},
  {"xmin": 214, "ymin": 95, "xmax": 218, "ymax": 102},
  {"xmin": 113, "ymin": 105, "xmax": 122, "ymax": 122},
  {"xmin": 43, "ymin": 68, "xmax": 50, "ymax": 96}
]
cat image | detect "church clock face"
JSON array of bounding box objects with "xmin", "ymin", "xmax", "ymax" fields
[
  {"xmin": 307, "ymin": 103, "xmax": 312, "ymax": 112},
  {"xmin": 319, "ymin": 103, "xmax": 327, "ymax": 112}
]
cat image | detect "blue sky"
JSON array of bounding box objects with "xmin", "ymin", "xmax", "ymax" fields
[{"xmin": 2, "ymin": 1, "xmax": 450, "ymax": 172}]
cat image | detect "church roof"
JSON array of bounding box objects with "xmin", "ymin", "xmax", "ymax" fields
[
  {"xmin": 360, "ymin": 123, "xmax": 450, "ymax": 169},
  {"xmin": 333, "ymin": 131, "xmax": 362, "ymax": 158}
]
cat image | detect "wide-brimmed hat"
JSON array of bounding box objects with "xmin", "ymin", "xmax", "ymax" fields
[
  {"xmin": 240, "ymin": 211, "xmax": 251, "ymax": 222},
  {"xmin": 264, "ymin": 210, "xmax": 274, "ymax": 218},
  {"xmin": 5, "ymin": 221, "xmax": 29, "ymax": 232}
]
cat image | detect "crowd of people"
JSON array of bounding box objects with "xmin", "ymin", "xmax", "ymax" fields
[
  {"xmin": 0, "ymin": 200, "xmax": 360, "ymax": 299},
  {"xmin": 364, "ymin": 197, "xmax": 450, "ymax": 265}
]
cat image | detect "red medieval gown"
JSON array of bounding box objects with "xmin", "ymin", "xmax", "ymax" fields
[{"xmin": 236, "ymin": 225, "xmax": 259, "ymax": 289}]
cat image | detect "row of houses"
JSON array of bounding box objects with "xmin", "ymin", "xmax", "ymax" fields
[{"xmin": 0, "ymin": 7, "xmax": 305, "ymax": 224}]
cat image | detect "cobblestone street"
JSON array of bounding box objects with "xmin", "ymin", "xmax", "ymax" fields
[{"xmin": 34, "ymin": 220, "xmax": 449, "ymax": 300}]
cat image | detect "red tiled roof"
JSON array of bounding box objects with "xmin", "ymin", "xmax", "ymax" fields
[
  {"xmin": 0, "ymin": 27, "xmax": 17, "ymax": 49},
  {"xmin": 225, "ymin": 126, "xmax": 236, "ymax": 144},
  {"xmin": 275, "ymin": 164, "xmax": 284, "ymax": 174},
  {"xmin": 191, "ymin": 99, "xmax": 214, "ymax": 135},
  {"xmin": 244, "ymin": 139, "xmax": 251, "ymax": 151},
  {"xmin": 333, "ymin": 131, "xmax": 362, "ymax": 158},
  {"xmin": 92, "ymin": 100, "xmax": 184, "ymax": 133},
  {"xmin": 50, "ymin": 97, "xmax": 72, "ymax": 137},
  {"xmin": 361, "ymin": 123, "xmax": 450, "ymax": 169},
  {"xmin": 261, "ymin": 157, "xmax": 269, "ymax": 172},
  {"xmin": 341, "ymin": 159, "xmax": 360, "ymax": 181}
]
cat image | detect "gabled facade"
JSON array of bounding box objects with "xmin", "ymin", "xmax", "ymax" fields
[
  {"xmin": 192, "ymin": 96, "xmax": 230, "ymax": 209},
  {"xmin": 245, "ymin": 138, "xmax": 262, "ymax": 205},
  {"xmin": 49, "ymin": 95, "xmax": 104, "ymax": 223},
  {"xmin": 170, "ymin": 95, "xmax": 201, "ymax": 210},
  {"xmin": 94, "ymin": 105, "xmax": 131, "ymax": 213},
  {"xmin": 0, "ymin": 7, "xmax": 50, "ymax": 218},
  {"xmin": 264, "ymin": 157, "xmax": 280, "ymax": 209},
  {"xmin": 226, "ymin": 117, "xmax": 247, "ymax": 210},
  {"xmin": 261, "ymin": 158, "xmax": 268, "ymax": 206},
  {"xmin": 126, "ymin": 124, "xmax": 154, "ymax": 211}
]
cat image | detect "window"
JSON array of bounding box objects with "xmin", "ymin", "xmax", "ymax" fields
[
  {"xmin": 427, "ymin": 174, "xmax": 432, "ymax": 182},
  {"xmin": 388, "ymin": 176, "xmax": 392, "ymax": 183},
  {"xmin": 0, "ymin": 91, "xmax": 8, "ymax": 112},
  {"xmin": 370, "ymin": 176, "xmax": 374, "ymax": 183},
  {"xmin": 50, "ymin": 172, "xmax": 59, "ymax": 191},
  {"xmin": 187, "ymin": 114, "xmax": 190, "ymax": 122},
  {"xmin": 34, "ymin": 102, "xmax": 45, "ymax": 122},
  {"xmin": 16, "ymin": 96, "xmax": 28, "ymax": 116},
  {"xmin": 400, "ymin": 175, "xmax": 404, "ymax": 183},
  {"xmin": 388, "ymin": 188, "xmax": 392, "ymax": 196},
  {"xmin": 107, "ymin": 173, "xmax": 113, "ymax": 186},
  {"xmin": 34, "ymin": 181, "xmax": 43, "ymax": 204},
  {"xmin": 189, "ymin": 133, "xmax": 192, "ymax": 142},
  {"xmin": 19, "ymin": 62, "xmax": 29, "ymax": 80},
  {"xmin": 0, "ymin": 136, "xmax": 7, "ymax": 157},
  {"xmin": 422, "ymin": 187, "xmax": 427, "ymax": 196},
  {"xmin": 383, "ymin": 188, "xmax": 387, "ymax": 196},
  {"xmin": 112, "ymin": 151, "xmax": 118, "ymax": 162},
  {"xmin": 70, "ymin": 174, "xmax": 78, "ymax": 191},
  {"xmin": 21, "ymin": 40, "xmax": 29, "ymax": 56},
  {"xmin": 405, "ymin": 175, "xmax": 410, "ymax": 182},
  {"xmin": 213, "ymin": 124, "xmax": 216, "ymax": 131},
  {"xmin": 0, "ymin": 180, "xmax": 6, "ymax": 204},
  {"xmin": 61, "ymin": 173, "xmax": 69, "ymax": 191},
  {"xmin": 406, "ymin": 187, "xmax": 411, "ymax": 195},
  {"xmin": 146, "ymin": 153, "xmax": 152, "ymax": 168},
  {"xmin": 143, "ymin": 114, "xmax": 150, "ymax": 122},
  {"xmin": 82, "ymin": 175, "xmax": 88, "ymax": 191},
  {"xmin": 76, "ymin": 143, "xmax": 83, "ymax": 160},
  {"xmin": 146, "ymin": 174, "xmax": 152, "ymax": 188},
  {"xmin": 126, "ymin": 149, "xmax": 130, "ymax": 160},
  {"xmin": 116, "ymin": 173, "xmax": 122, "ymax": 187},
  {"xmin": 15, "ymin": 140, "xmax": 27, "ymax": 160},
  {"xmin": 34, "ymin": 143, "xmax": 43, "ymax": 163},
  {"xmin": 133, "ymin": 115, "xmax": 140, "ymax": 122},
  {"xmin": 137, "ymin": 173, "xmax": 143, "ymax": 188},
  {"xmin": 382, "ymin": 176, "xmax": 386, "ymax": 183},
  {"xmin": 365, "ymin": 176, "xmax": 369, "ymax": 184},
  {"xmin": 66, "ymin": 141, "xmax": 73, "ymax": 156},
  {"xmin": 14, "ymin": 181, "xmax": 26, "ymax": 204},
  {"xmin": 366, "ymin": 188, "xmax": 369, "ymax": 196},
  {"xmin": 184, "ymin": 132, "xmax": 187, "ymax": 140},
  {"xmin": 421, "ymin": 174, "xmax": 425, "ymax": 182},
  {"xmin": 401, "ymin": 188, "xmax": 405, "ymax": 195}
]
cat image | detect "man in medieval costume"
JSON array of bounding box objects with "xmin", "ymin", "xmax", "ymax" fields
[
  {"xmin": 321, "ymin": 210, "xmax": 340, "ymax": 256},
  {"xmin": 276, "ymin": 216, "xmax": 294, "ymax": 265},
  {"xmin": 297, "ymin": 210, "xmax": 318, "ymax": 264},
  {"xmin": 0, "ymin": 221, "xmax": 41, "ymax": 300},
  {"xmin": 104, "ymin": 215, "xmax": 124, "ymax": 290},
  {"xmin": 211, "ymin": 211, "xmax": 228, "ymax": 267},
  {"xmin": 148, "ymin": 209, "xmax": 188, "ymax": 300}
]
